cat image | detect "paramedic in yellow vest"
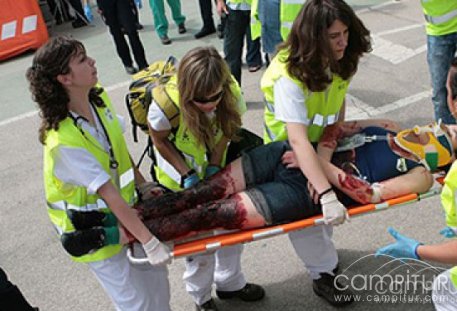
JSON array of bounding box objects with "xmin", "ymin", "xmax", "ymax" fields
[
  {"xmin": 250, "ymin": 0, "xmax": 282, "ymax": 65},
  {"xmin": 376, "ymin": 57, "xmax": 457, "ymax": 311},
  {"xmin": 26, "ymin": 36, "xmax": 172, "ymax": 311},
  {"xmin": 260, "ymin": 0, "xmax": 371, "ymax": 306},
  {"xmin": 279, "ymin": 0, "xmax": 304, "ymax": 40},
  {"xmin": 421, "ymin": 0, "xmax": 457, "ymax": 125},
  {"xmin": 147, "ymin": 46, "xmax": 265, "ymax": 311}
]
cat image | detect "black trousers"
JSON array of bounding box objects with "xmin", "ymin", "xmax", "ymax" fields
[
  {"xmin": 47, "ymin": 0, "xmax": 86, "ymax": 23},
  {"xmin": 97, "ymin": 0, "xmax": 148, "ymax": 69},
  {"xmin": 0, "ymin": 268, "xmax": 35, "ymax": 311},
  {"xmin": 198, "ymin": 0, "xmax": 217, "ymax": 30}
]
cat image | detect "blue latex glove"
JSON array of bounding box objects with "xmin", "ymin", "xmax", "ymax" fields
[
  {"xmin": 134, "ymin": 0, "xmax": 143, "ymax": 9},
  {"xmin": 375, "ymin": 227, "xmax": 421, "ymax": 259},
  {"xmin": 183, "ymin": 173, "xmax": 199, "ymax": 189},
  {"xmin": 205, "ymin": 165, "xmax": 220, "ymax": 178},
  {"xmin": 440, "ymin": 227, "xmax": 457, "ymax": 238},
  {"xmin": 84, "ymin": 3, "xmax": 93, "ymax": 23}
]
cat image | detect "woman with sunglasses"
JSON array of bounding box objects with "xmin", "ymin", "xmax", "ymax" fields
[{"xmin": 146, "ymin": 45, "xmax": 265, "ymax": 311}]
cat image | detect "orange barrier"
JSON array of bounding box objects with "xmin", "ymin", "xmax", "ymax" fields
[{"xmin": 0, "ymin": 0, "xmax": 49, "ymax": 61}]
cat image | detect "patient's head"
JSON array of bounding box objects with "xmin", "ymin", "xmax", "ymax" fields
[{"xmin": 394, "ymin": 122, "xmax": 457, "ymax": 170}]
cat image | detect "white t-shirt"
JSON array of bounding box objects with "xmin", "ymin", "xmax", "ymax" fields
[
  {"xmin": 273, "ymin": 76, "xmax": 310, "ymax": 125},
  {"xmin": 53, "ymin": 105, "xmax": 126, "ymax": 195},
  {"xmin": 147, "ymin": 95, "xmax": 247, "ymax": 132}
]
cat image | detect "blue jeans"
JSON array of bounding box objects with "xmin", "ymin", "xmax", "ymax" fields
[
  {"xmin": 427, "ymin": 32, "xmax": 457, "ymax": 125},
  {"xmin": 242, "ymin": 141, "xmax": 320, "ymax": 224},
  {"xmin": 224, "ymin": 8, "xmax": 262, "ymax": 85},
  {"xmin": 257, "ymin": 0, "xmax": 282, "ymax": 56}
]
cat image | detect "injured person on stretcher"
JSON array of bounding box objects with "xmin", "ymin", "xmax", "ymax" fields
[{"xmin": 62, "ymin": 118, "xmax": 457, "ymax": 257}]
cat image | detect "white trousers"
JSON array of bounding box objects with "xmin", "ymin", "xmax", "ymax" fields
[
  {"xmin": 433, "ymin": 269, "xmax": 457, "ymax": 310},
  {"xmin": 288, "ymin": 225, "xmax": 338, "ymax": 280},
  {"xmin": 183, "ymin": 244, "xmax": 246, "ymax": 306},
  {"xmin": 88, "ymin": 248, "xmax": 171, "ymax": 311}
]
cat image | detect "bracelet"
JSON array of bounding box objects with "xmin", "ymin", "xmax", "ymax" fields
[{"xmin": 318, "ymin": 187, "xmax": 333, "ymax": 201}]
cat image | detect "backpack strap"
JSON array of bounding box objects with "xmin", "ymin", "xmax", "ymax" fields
[{"xmin": 152, "ymin": 85, "xmax": 180, "ymax": 133}]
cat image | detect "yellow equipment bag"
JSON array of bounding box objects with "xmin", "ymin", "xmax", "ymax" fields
[{"xmin": 125, "ymin": 56, "xmax": 178, "ymax": 142}]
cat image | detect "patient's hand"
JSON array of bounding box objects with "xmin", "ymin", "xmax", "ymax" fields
[
  {"xmin": 137, "ymin": 181, "xmax": 166, "ymax": 201},
  {"xmin": 282, "ymin": 151, "xmax": 299, "ymax": 168}
]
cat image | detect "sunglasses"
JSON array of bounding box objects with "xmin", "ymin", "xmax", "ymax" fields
[{"xmin": 193, "ymin": 90, "xmax": 224, "ymax": 104}]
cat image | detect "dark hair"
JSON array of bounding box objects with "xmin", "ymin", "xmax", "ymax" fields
[
  {"xmin": 26, "ymin": 36, "xmax": 104, "ymax": 144},
  {"xmin": 278, "ymin": 0, "xmax": 371, "ymax": 92},
  {"xmin": 178, "ymin": 46, "xmax": 242, "ymax": 148},
  {"xmin": 449, "ymin": 58, "xmax": 457, "ymax": 100}
]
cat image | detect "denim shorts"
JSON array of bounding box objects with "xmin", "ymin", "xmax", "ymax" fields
[{"xmin": 241, "ymin": 141, "xmax": 321, "ymax": 224}]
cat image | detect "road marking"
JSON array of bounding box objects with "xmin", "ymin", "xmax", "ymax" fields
[
  {"xmin": 355, "ymin": 0, "xmax": 401, "ymax": 14},
  {"xmin": 371, "ymin": 23, "xmax": 426, "ymax": 65},
  {"xmin": 371, "ymin": 35, "xmax": 427, "ymax": 64},
  {"xmin": 376, "ymin": 24, "xmax": 423, "ymax": 36},
  {"xmin": 1, "ymin": 90, "xmax": 432, "ymax": 127},
  {"xmin": 346, "ymin": 90, "xmax": 432, "ymax": 120},
  {"xmin": 0, "ymin": 110, "xmax": 38, "ymax": 127},
  {"xmin": 0, "ymin": 80, "xmax": 132, "ymax": 128}
]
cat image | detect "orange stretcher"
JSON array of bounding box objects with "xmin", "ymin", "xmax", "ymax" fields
[{"xmin": 127, "ymin": 178, "xmax": 444, "ymax": 263}]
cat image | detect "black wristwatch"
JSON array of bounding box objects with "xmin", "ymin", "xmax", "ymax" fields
[{"xmin": 180, "ymin": 169, "xmax": 196, "ymax": 188}]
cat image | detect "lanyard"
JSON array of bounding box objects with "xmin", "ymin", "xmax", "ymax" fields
[{"xmin": 69, "ymin": 103, "xmax": 120, "ymax": 188}]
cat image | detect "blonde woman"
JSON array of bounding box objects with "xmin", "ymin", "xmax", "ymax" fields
[{"xmin": 146, "ymin": 46, "xmax": 265, "ymax": 311}]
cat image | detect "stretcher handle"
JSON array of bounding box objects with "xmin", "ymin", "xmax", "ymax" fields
[{"xmin": 126, "ymin": 244, "xmax": 174, "ymax": 265}]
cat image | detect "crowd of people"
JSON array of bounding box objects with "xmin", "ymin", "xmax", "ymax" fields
[{"xmin": 12, "ymin": 0, "xmax": 457, "ymax": 310}]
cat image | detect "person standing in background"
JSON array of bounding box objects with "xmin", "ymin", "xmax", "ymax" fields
[
  {"xmin": 195, "ymin": 0, "xmax": 224, "ymax": 39},
  {"xmin": 421, "ymin": 1, "xmax": 457, "ymax": 124},
  {"xmin": 97, "ymin": 0, "xmax": 149, "ymax": 74},
  {"xmin": 217, "ymin": 0, "xmax": 262, "ymax": 85},
  {"xmin": 148, "ymin": 0, "xmax": 186, "ymax": 45}
]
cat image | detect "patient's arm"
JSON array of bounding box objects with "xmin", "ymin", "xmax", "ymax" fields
[
  {"xmin": 319, "ymin": 160, "xmax": 434, "ymax": 204},
  {"xmin": 317, "ymin": 119, "xmax": 401, "ymax": 162}
]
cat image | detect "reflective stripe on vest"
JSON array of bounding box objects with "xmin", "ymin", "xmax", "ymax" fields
[
  {"xmin": 441, "ymin": 161, "xmax": 457, "ymax": 228},
  {"xmin": 47, "ymin": 199, "xmax": 108, "ymax": 212},
  {"xmin": 265, "ymin": 100, "xmax": 338, "ymax": 126},
  {"xmin": 424, "ymin": 9, "xmax": 457, "ymax": 25},
  {"xmin": 280, "ymin": 0, "xmax": 305, "ymax": 40},
  {"xmin": 261, "ymin": 50, "xmax": 348, "ymax": 143},
  {"xmin": 421, "ymin": 0, "xmax": 457, "ymax": 36},
  {"xmin": 265, "ymin": 100, "xmax": 275, "ymax": 113},
  {"xmin": 310, "ymin": 113, "xmax": 339, "ymax": 127},
  {"xmin": 44, "ymin": 89, "xmax": 133, "ymax": 263},
  {"xmin": 227, "ymin": 0, "xmax": 251, "ymax": 10},
  {"xmin": 250, "ymin": 0, "xmax": 261, "ymax": 40},
  {"xmin": 450, "ymin": 267, "xmax": 457, "ymax": 288},
  {"xmin": 154, "ymin": 75, "xmax": 245, "ymax": 191},
  {"xmin": 264, "ymin": 120, "xmax": 276, "ymax": 142}
]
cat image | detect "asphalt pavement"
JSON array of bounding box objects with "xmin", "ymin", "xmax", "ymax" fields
[{"xmin": 0, "ymin": 0, "xmax": 448, "ymax": 310}]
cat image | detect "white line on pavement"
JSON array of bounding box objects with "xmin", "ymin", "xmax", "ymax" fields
[
  {"xmin": 0, "ymin": 79, "xmax": 132, "ymax": 128},
  {"xmin": 346, "ymin": 90, "xmax": 432, "ymax": 119}
]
